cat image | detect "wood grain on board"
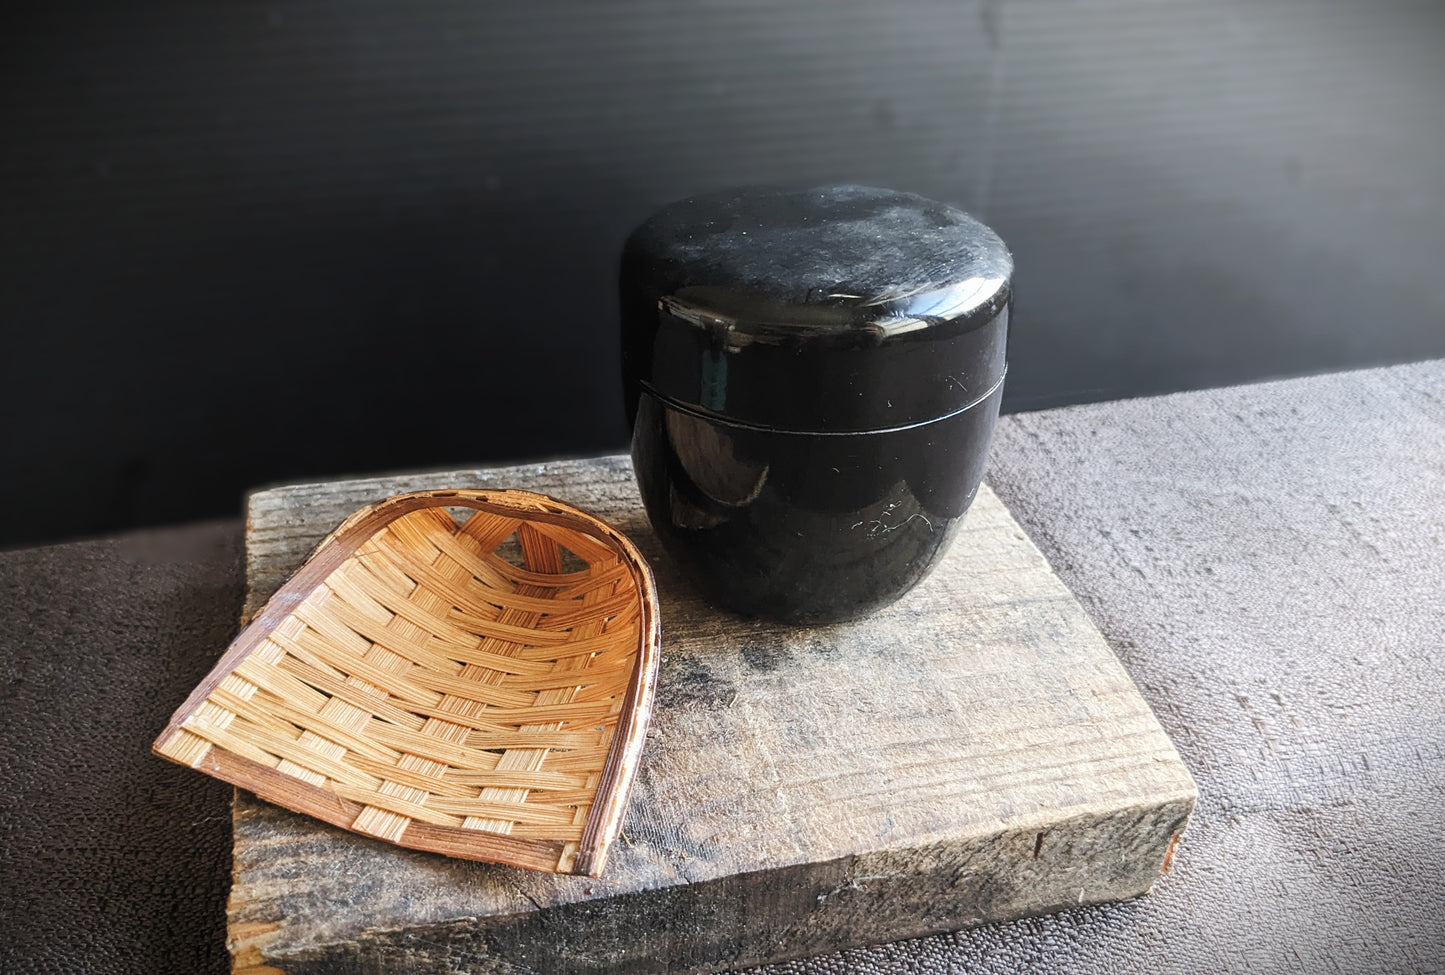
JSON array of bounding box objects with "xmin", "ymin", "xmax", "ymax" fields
[{"xmin": 228, "ymin": 455, "xmax": 1195, "ymax": 974}]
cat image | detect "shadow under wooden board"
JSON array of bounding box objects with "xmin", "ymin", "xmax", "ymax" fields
[{"xmin": 225, "ymin": 455, "xmax": 1196, "ymax": 975}]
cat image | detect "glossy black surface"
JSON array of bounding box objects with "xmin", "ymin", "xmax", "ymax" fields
[
  {"xmin": 622, "ymin": 185, "xmax": 1012, "ymax": 621},
  {"xmin": 632, "ymin": 388, "xmax": 1004, "ymax": 622}
]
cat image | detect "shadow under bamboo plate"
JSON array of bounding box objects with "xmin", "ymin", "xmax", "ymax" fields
[{"xmin": 155, "ymin": 489, "xmax": 660, "ymax": 877}]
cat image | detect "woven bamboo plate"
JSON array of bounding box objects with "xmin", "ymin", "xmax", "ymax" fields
[{"xmin": 155, "ymin": 489, "xmax": 660, "ymax": 877}]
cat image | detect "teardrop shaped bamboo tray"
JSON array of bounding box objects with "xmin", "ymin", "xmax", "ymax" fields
[{"xmin": 155, "ymin": 489, "xmax": 660, "ymax": 877}]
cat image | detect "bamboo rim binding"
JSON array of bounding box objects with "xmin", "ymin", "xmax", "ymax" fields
[{"xmin": 155, "ymin": 489, "xmax": 660, "ymax": 877}]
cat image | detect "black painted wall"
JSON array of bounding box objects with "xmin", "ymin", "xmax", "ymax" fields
[{"xmin": 4, "ymin": 1, "xmax": 1444, "ymax": 548}]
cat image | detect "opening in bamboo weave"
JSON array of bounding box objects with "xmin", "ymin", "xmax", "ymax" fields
[{"xmin": 155, "ymin": 489, "xmax": 660, "ymax": 877}]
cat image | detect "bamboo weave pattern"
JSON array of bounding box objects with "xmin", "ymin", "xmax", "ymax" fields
[{"xmin": 155, "ymin": 490, "xmax": 659, "ymax": 876}]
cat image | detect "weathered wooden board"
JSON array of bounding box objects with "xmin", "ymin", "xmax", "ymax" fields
[{"xmin": 227, "ymin": 455, "xmax": 1196, "ymax": 974}]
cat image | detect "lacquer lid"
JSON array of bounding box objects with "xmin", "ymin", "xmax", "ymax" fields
[{"xmin": 620, "ymin": 184, "xmax": 1012, "ymax": 433}]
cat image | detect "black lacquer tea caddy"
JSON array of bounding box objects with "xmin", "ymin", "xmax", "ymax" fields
[{"xmin": 620, "ymin": 185, "xmax": 1012, "ymax": 623}]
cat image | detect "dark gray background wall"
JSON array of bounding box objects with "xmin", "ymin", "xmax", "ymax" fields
[{"xmin": 4, "ymin": 0, "xmax": 1443, "ymax": 548}]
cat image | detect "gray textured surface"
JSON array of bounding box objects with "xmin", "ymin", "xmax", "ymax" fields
[
  {"xmin": 751, "ymin": 359, "xmax": 1445, "ymax": 974},
  {"xmin": 0, "ymin": 523, "xmax": 243, "ymax": 974},
  {"xmin": 4, "ymin": 360, "xmax": 1444, "ymax": 973}
]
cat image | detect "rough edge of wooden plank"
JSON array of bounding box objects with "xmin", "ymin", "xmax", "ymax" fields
[{"xmin": 234, "ymin": 794, "xmax": 1194, "ymax": 974}]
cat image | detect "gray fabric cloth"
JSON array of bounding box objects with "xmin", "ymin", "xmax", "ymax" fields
[
  {"xmin": 3, "ymin": 361, "xmax": 1443, "ymax": 973},
  {"xmin": 1, "ymin": 523, "xmax": 243, "ymax": 974}
]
